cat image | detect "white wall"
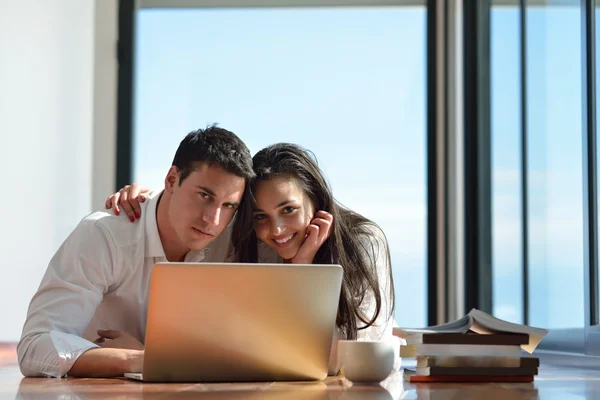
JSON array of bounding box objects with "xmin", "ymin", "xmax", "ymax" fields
[{"xmin": 0, "ymin": 0, "xmax": 117, "ymax": 341}]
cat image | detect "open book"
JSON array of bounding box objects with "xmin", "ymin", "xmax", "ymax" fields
[{"xmin": 394, "ymin": 309, "xmax": 548, "ymax": 353}]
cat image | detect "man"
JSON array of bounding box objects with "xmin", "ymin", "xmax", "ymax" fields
[{"xmin": 17, "ymin": 126, "xmax": 255, "ymax": 378}]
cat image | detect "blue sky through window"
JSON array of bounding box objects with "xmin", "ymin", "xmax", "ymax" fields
[
  {"xmin": 134, "ymin": 7, "xmax": 427, "ymax": 327},
  {"xmin": 491, "ymin": 3, "xmax": 584, "ymax": 328}
]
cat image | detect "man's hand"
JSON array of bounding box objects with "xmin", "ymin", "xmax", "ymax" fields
[
  {"xmin": 94, "ymin": 330, "xmax": 145, "ymax": 351},
  {"xmin": 291, "ymin": 210, "xmax": 334, "ymax": 264},
  {"xmin": 69, "ymin": 348, "xmax": 144, "ymax": 377}
]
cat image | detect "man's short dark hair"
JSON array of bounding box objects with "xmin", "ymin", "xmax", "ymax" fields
[{"xmin": 172, "ymin": 125, "xmax": 255, "ymax": 184}]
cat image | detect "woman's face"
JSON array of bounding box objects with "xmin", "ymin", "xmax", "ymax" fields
[{"xmin": 252, "ymin": 175, "xmax": 315, "ymax": 260}]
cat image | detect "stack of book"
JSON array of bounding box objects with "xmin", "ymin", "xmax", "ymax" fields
[{"xmin": 396, "ymin": 309, "xmax": 548, "ymax": 383}]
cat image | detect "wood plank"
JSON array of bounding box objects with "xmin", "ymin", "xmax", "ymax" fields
[{"xmin": 3, "ymin": 349, "xmax": 600, "ymax": 399}]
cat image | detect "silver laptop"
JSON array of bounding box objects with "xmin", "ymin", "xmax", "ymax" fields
[{"xmin": 125, "ymin": 262, "xmax": 343, "ymax": 382}]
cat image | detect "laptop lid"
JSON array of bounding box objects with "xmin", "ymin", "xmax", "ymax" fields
[{"xmin": 141, "ymin": 262, "xmax": 343, "ymax": 382}]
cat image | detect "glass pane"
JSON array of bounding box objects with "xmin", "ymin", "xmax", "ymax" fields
[
  {"xmin": 491, "ymin": 3, "xmax": 523, "ymax": 324},
  {"xmin": 134, "ymin": 7, "xmax": 428, "ymax": 327},
  {"xmin": 526, "ymin": 1, "xmax": 584, "ymax": 328}
]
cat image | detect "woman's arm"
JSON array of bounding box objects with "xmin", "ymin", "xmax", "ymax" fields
[
  {"xmin": 354, "ymin": 225, "xmax": 403, "ymax": 370},
  {"xmin": 355, "ymin": 225, "xmax": 395, "ymax": 341}
]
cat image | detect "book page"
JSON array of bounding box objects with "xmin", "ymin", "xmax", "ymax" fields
[
  {"xmin": 468, "ymin": 309, "xmax": 548, "ymax": 353},
  {"xmin": 399, "ymin": 315, "xmax": 473, "ymax": 334}
]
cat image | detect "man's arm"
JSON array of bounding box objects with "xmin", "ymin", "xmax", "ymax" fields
[
  {"xmin": 69, "ymin": 348, "xmax": 143, "ymax": 378},
  {"xmin": 17, "ymin": 217, "xmax": 139, "ymax": 378}
]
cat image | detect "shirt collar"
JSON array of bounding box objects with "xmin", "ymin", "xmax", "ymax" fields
[{"xmin": 144, "ymin": 191, "xmax": 166, "ymax": 258}]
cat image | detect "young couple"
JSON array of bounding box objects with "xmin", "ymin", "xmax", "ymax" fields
[{"xmin": 18, "ymin": 125, "xmax": 398, "ymax": 378}]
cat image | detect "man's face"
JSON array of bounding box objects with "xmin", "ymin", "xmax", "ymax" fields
[{"xmin": 166, "ymin": 163, "xmax": 246, "ymax": 251}]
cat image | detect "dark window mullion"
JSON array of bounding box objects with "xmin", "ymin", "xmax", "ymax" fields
[
  {"xmin": 427, "ymin": 0, "xmax": 440, "ymax": 327},
  {"xmin": 582, "ymin": 0, "xmax": 598, "ymax": 327},
  {"xmin": 116, "ymin": 0, "xmax": 136, "ymax": 191},
  {"xmin": 463, "ymin": 0, "xmax": 492, "ymax": 315},
  {"xmin": 519, "ymin": 0, "xmax": 529, "ymax": 327}
]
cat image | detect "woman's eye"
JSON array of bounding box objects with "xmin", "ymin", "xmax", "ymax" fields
[
  {"xmin": 199, "ymin": 192, "xmax": 210, "ymax": 199},
  {"xmin": 254, "ymin": 214, "xmax": 267, "ymax": 221},
  {"xmin": 283, "ymin": 206, "xmax": 297, "ymax": 214}
]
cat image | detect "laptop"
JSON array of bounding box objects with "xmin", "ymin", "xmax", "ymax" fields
[{"xmin": 124, "ymin": 262, "xmax": 343, "ymax": 382}]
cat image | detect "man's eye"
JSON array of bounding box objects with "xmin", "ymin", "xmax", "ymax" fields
[{"xmin": 199, "ymin": 192, "xmax": 210, "ymax": 199}]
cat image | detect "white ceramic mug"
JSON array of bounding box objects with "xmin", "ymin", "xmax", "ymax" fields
[{"xmin": 337, "ymin": 340, "xmax": 395, "ymax": 383}]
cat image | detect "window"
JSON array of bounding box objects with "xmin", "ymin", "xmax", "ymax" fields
[
  {"xmin": 491, "ymin": 2, "xmax": 523, "ymax": 324},
  {"xmin": 489, "ymin": 0, "xmax": 586, "ymax": 329},
  {"xmin": 133, "ymin": 5, "xmax": 428, "ymax": 327},
  {"xmin": 526, "ymin": 1, "xmax": 584, "ymax": 328}
]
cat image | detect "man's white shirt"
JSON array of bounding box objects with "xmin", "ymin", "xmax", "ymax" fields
[{"xmin": 17, "ymin": 192, "xmax": 232, "ymax": 377}]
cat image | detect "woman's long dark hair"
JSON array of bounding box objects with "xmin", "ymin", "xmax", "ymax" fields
[{"xmin": 231, "ymin": 143, "xmax": 395, "ymax": 340}]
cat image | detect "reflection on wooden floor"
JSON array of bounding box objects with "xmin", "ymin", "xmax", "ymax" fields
[
  {"xmin": 0, "ymin": 343, "xmax": 17, "ymax": 367},
  {"xmin": 3, "ymin": 342, "xmax": 600, "ymax": 399}
]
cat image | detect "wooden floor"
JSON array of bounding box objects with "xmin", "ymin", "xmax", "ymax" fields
[{"xmin": 2, "ymin": 343, "xmax": 600, "ymax": 399}]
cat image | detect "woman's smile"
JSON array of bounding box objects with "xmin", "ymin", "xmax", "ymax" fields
[{"xmin": 272, "ymin": 232, "xmax": 297, "ymax": 247}]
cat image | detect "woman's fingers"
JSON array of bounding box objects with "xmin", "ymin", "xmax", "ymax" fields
[
  {"xmin": 105, "ymin": 184, "xmax": 150, "ymax": 221},
  {"xmin": 311, "ymin": 211, "xmax": 333, "ymax": 245},
  {"xmin": 305, "ymin": 224, "xmax": 320, "ymax": 247},
  {"xmin": 106, "ymin": 195, "xmax": 115, "ymax": 213},
  {"xmin": 120, "ymin": 189, "xmax": 135, "ymax": 221},
  {"xmin": 315, "ymin": 210, "xmax": 333, "ymax": 221},
  {"xmin": 292, "ymin": 224, "xmax": 320, "ymax": 264},
  {"xmin": 127, "ymin": 184, "xmax": 146, "ymax": 220},
  {"xmin": 111, "ymin": 192, "xmax": 122, "ymax": 215}
]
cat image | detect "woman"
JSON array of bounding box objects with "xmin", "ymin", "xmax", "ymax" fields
[
  {"xmin": 232, "ymin": 143, "xmax": 395, "ymax": 342},
  {"xmin": 107, "ymin": 143, "xmax": 399, "ymax": 371}
]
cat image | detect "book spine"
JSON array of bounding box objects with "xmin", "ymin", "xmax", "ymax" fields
[
  {"xmin": 416, "ymin": 356, "xmax": 539, "ymax": 368},
  {"xmin": 404, "ymin": 374, "xmax": 535, "ymax": 383},
  {"xmin": 403, "ymin": 344, "xmax": 522, "ymax": 358},
  {"xmin": 416, "ymin": 356, "xmax": 521, "ymax": 368},
  {"xmin": 407, "ymin": 333, "xmax": 529, "ymax": 346},
  {"xmin": 414, "ymin": 367, "xmax": 538, "ymax": 376}
]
